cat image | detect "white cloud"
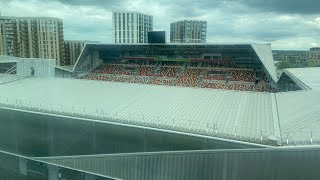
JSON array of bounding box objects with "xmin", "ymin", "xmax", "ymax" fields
[{"xmin": 1, "ymin": 0, "xmax": 320, "ymax": 49}]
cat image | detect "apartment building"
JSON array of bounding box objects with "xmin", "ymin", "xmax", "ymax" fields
[
  {"xmin": 112, "ymin": 11, "xmax": 153, "ymax": 44},
  {"xmin": 170, "ymin": 20, "xmax": 207, "ymax": 43},
  {"xmin": 0, "ymin": 15, "xmax": 64, "ymax": 65},
  {"xmin": 307, "ymin": 47, "xmax": 320, "ymax": 62}
]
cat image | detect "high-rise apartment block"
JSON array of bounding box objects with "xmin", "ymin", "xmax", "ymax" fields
[
  {"xmin": 64, "ymin": 40, "xmax": 99, "ymax": 66},
  {"xmin": 170, "ymin": 20, "xmax": 207, "ymax": 43},
  {"xmin": 112, "ymin": 11, "xmax": 153, "ymax": 44},
  {"xmin": 0, "ymin": 15, "xmax": 64, "ymax": 65}
]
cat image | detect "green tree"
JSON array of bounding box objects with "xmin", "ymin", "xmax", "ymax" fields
[
  {"xmin": 307, "ymin": 61, "xmax": 320, "ymax": 67},
  {"xmin": 277, "ymin": 60, "xmax": 294, "ymax": 69}
]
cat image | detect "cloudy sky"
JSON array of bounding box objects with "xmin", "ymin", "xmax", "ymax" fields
[{"xmin": 1, "ymin": 0, "xmax": 320, "ymax": 50}]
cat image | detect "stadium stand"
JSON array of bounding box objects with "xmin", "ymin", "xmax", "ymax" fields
[
  {"xmin": 133, "ymin": 76, "xmax": 152, "ymax": 84},
  {"xmin": 228, "ymin": 69, "xmax": 255, "ymax": 82},
  {"xmin": 226, "ymin": 83, "xmax": 255, "ymax": 91},
  {"xmin": 151, "ymin": 78, "xmax": 175, "ymax": 86},
  {"xmin": 257, "ymin": 84, "xmax": 266, "ymax": 92},
  {"xmin": 98, "ymin": 64, "xmax": 122, "ymax": 74},
  {"xmin": 138, "ymin": 66, "xmax": 155, "ymax": 76},
  {"xmin": 200, "ymin": 81, "xmax": 226, "ymax": 89},
  {"xmin": 79, "ymin": 61, "xmax": 276, "ymax": 92},
  {"xmin": 111, "ymin": 75, "xmax": 133, "ymax": 82},
  {"xmin": 158, "ymin": 66, "xmax": 180, "ymax": 77},
  {"xmin": 259, "ymin": 71, "xmax": 269, "ymax": 83},
  {"xmin": 176, "ymin": 68, "xmax": 205, "ymax": 87}
]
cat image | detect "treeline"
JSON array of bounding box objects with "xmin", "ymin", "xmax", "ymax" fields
[{"xmin": 276, "ymin": 61, "xmax": 320, "ymax": 69}]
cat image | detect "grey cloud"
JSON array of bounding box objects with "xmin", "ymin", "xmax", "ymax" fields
[
  {"xmin": 37, "ymin": 0, "xmax": 320, "ymax": 15},
  {"xmin": 6, "ymin": 0, "xmax": 320, "ymax": 49},
  {"xmin": 42, "ymin": 0, "xmax": 129, "ymax": 9},
  {"xmin": 239, "ymin": 0, "xmax": 320, "ymax": 14}
]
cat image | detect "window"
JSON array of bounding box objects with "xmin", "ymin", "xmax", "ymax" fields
[{"xmin": 123, "ymin": 13, "xmax": 125, "ymax": 30}]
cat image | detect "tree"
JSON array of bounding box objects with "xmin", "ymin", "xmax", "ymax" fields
[
  {"xmin": 276, "ymin": 60, "xmax": 294, "ymax": 69},
  {"xmin": 307, "ymin": 61, "xmax": 320, "ymax": 67}
]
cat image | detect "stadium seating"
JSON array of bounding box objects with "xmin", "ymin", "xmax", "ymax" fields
[
  {"xmin": 79, "ymin": 62, "xmax": 277, "ymax": 93},
  {"xmin": 151, "ymin": 78, "xmax": 175, "ymax": 86},
  {"xmin": 204, "ymin": 74, "xmax": 225, "ymax": 80},
  {"xmin": 79, "ymin": 74, "xmax": 113, "ymax": 81},
  {"xmin": 257, "ymin": 84, "xmax": 266, "ymax": 92},
  {"xmin": 226, "ymin": 83, "xmax": 255, "ymax": 91},
  {"xmin": 132, "ymin": 76, "xmax": 152, "ymax": 84},
  {"xmin": 99, "ymin": 64, "xmax": 122, "ymax": 74},
  {"xmin": 111, "ymin": 76, "xmax": 133, "ymax": 83},
  {"xmin": 200, "ymin": 82, "xmax": 226, "ymax": 89},
  {"xmin": 158, "ymin": 67, "xmax": 180, "ymax": 77},
  {"xmin": 259, "ymin": 72, "xmax": 269, "ymax": 83},
  {"xmin": 228, "ymin": 70, "xmax": 255, "ymax": 82},
  {"xmin": 176, "ymin": 68, "xmax": 205, "ymax": 87},
  {"xmin": 115, "ymin": 68, "xmax": 135, "ymax": 75},
  {"xmin": 138, "ymin": 66, "xmax": 154, "ymax": 76}
]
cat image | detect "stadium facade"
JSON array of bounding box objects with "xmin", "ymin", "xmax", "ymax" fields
[{"xmin": 1, "ymin": 43, "xmax": 320, "ymax": 179}]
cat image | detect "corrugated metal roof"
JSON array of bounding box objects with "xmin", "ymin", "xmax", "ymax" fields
[
  {"xmin": 285, "ymin": 67, "xmax": 320, "ymax": 90},
  {"xmin": 276, "ymin": 90, "xmax": 320, "ymax": 143},
  {"xmin": 0, "ymin": 77, "xmax": 276, "ymax": 141},
  {"xmin": 1, "ymin": 77, "xmax": 320, "ymax": 145}
]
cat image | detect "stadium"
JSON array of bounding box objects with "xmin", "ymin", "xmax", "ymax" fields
[{"xmin": 0, "ymin": 43, "xmax": 320, "ymax": 179}]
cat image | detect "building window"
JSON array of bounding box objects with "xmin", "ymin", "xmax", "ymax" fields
[
  {"xmin": 127, "ymin": 13, "xmax": 129, "ymax": 23},
  {"xmin": 123, "ymin": 13, "xmax": 125, "ymax": 30}
]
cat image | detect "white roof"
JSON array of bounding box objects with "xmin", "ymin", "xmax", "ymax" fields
[
  {"xmin": 0, "ymin": 77, "xmax": 276, "ymax": 142},
  {"xmin": 1, "ymin": 77, "xmax": 319, "ymax": 145},
  {"xmin": 276, "ymin": 90, "xmax": 320, "ymax": 143},
  {"xmin": 55, "ymin": 66, "xmax": 74, "ymax": 72},
  {"xmin": 284, "ymin": 67, "xmax": 320, "ymax": 90}
]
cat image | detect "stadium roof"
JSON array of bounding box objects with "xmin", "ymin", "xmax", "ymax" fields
[
  {"xmin": 55, "ymin": 65, "xmax": 74, "ymax": 72},
  {"xmin": 251, "ymin": 43, "xmax": 278, "ymax": 82},
  {"xmin": 277, "ymin": 90, "xmax": 320, "ymax": 142},
  {"xmin": 0, "ymin": 77, "xmax": 319, "ymax": 145},
  {"xmin": 284, "ymin": 67, "xmax": 320, "ymax": 90},
  {"xmin": 72, "ymin": 43, "xmax": 278, "ymax": 82}
]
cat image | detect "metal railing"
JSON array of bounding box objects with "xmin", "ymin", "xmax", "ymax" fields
[{"xmin": 0, "ymin": 97, "xmax": 317, "ymax": 146}]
